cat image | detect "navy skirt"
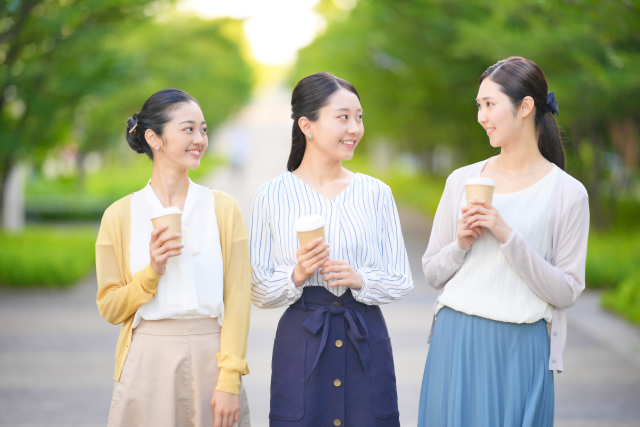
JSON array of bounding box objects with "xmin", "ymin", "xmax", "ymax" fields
[
  {"xmin": 269, "ymin": 287, "xmax": 400, "ymax": 427},
  {"xmin": 418, "ymin": 307, "xmax": 554, "ymax": 427}
]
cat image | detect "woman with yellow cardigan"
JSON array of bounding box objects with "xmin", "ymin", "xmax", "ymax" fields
[{"xmin": 96, "ymin": 89, "xmax": 251, "ymax": 427}]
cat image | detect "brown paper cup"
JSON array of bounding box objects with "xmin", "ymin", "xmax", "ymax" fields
[
  {"xmin": 151, "ymin": 213, "xmax": 182, "ymax": 244},
  {"xmin": 465, "ymin": 185, "xmax": 495, "ymax": 204},
  {"xmin": 297, "ymin": 226, "xmax": 326, "ymax": 247}
]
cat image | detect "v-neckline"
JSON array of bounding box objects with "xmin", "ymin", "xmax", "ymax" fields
[
  {"xmin": 143, "ymin": 178, "xmax": 196, "ymax": 221},
  {"xmin": 289, "ymin": 171, "xmax": 358, "ymax": 203}
]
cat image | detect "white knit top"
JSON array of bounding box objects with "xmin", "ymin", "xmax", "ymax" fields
[{"xmin": 436, "ymin": 166, "xmax": 559, "ymax": 324}]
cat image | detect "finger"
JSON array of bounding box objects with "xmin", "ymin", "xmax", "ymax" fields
[
  {"xmin": 306, "ymin": 248, "xmax": 331, "ymax": 266},
  {"xmin": 150, "ymin": 224, "xmax": 168, "ymax": 238},
  {"xmin": 221, "ymin": 413, "xmax": 230, "ymax": 427},
  {"xmin": 309, "ymin": 256, "xmax": 330, "ymax": 271},
  {"xmin": 324, "ymin": 272, "xmax": 348, "ymax": 282},
  {"xmin": 302, "ymin": 237, "xmax": 324, "ymax": 252},
  {"xmin": 213, "ymin": 410, "xmax": 221, "ymax": 427},
  {"xmin": 156, "ymin": 233, "xmax": 181, "ymax": 246},
  {"xmin": 320, "ymin": 264, "xmax": 347, "ymax": 275},
  {"xmin": 158, "ymin": 250, "xmax": 182, "ymax": 262},
  {"xmin": 158, "ymin": 243, "xmax": 184, "ymax": 254},
  {"xmin": 298, "ymin": 242, "xmax": 329, "ymax": 262}
]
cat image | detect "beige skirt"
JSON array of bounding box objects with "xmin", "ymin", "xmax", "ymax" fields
[{"xmin": 108, "ymin": 318, "xmax": 250, "ymax": 427}]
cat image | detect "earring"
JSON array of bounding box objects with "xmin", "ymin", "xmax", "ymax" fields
[
  {"xmin": 309, "ymin": 133, "xmax": 313, "ymax": 142},
  {"xmin": 155, "ymin": 146, "xmax": 160, "ymax": 151}
]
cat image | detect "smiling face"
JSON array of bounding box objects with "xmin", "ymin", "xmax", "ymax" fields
[
  {"xmin": 476, "ymin": 78, "xmax": 526, "ymax": 148},
  {"xmin": 306, "ymin": 87, "xmax": 364, "ymax": 161},
  {"xmin": 147, "ymin": 101, "xmax": 208, "ymax": 170}
]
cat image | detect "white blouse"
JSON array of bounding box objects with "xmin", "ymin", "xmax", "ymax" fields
[
  {"xmin": 435, "ymin": 166, "xmax": 558, "ymax": 324},
  {"xmin": 250, "ymin": 172, "xmax": 414, "ymax": 308},
  {"xmin": 130, "ymin": 180, "xmax": 225, "ymax": 328}
]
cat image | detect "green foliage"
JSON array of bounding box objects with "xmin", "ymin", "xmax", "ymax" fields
[
  {"xmin": 586, "ymin": 232, "xmax": 640, "ymax": 289},
  {"xmin": 293, "ymin": 0, "xmax": 640, "ymax": 228},
  {"xmin": 602, "ymin": 274, "xmax": 640, "ymax": 325},
  {"xmin": 0, "ymin": 1, "xmax": 254, "ymax": 221},
  {"xmin": 25, "ymin": 152, "xmax": 223, "ymax": 221},
  {"xmin": 0, "ymin": 226, "xmax": 96, "ymax": 288}
]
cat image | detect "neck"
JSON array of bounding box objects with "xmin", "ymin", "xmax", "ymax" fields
[
  {"xmin": 498, "ymin": 129, "xmax": 546, "ymax": 173},
  {"xmin": 149, "ymin": 160, "xmax": 190, "ymax": 208},
  {"xmin": 295, "ymin": 145, "xmax": 345, "ymax": 182}
]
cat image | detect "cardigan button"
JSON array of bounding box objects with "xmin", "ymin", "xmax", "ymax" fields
[
  {"xmin": 335, "ymin": 340, "xmax": 343, "ymax": 348},
  {"xmin": 334, "ymin": 420, "xmax": 342, "ymax": 426},
  {"xmin": 553, "ymin": 332, "xmax": 557, "ymax": 336},
  {"xmin": 334, "ymin": 379, "xmax": 342, "ymax": 387}
]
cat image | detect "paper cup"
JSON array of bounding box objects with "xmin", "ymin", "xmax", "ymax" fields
[
  {"xmin": 465, "ymin": 177, "xmax": 496, "ymax": 204},
  {"xmin": 151, "ymin": 207, "xmax": 182, "ymax": 244},
  {"xmin": 294, "ymin": 215, "xmax": 326, "ymax": 247}
]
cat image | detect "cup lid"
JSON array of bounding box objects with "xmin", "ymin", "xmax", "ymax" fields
[
  {"xmin": 465, "ymin": 177, "xmax": 496, "ymax": 187},
  {"xmin": 294, "ymin": 215, "xmax": 325, "ymax": 232},
  {"xmin": 150, "ymin": 207, "xmax": 182, "ymax": 220}
]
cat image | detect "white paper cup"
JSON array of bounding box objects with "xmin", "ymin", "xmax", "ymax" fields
[
  {"xmin": 465, "ymin": 177, "xmax": 496, "ymax": 204},
  {"xmin": 294, "ymin": 215, "xmax": 326, "ymax": 247},
  {"xmin": 151, "ymin": 207, "xmax": 182, "ymax": 244}
]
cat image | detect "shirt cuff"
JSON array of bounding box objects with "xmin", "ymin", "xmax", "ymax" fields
[
  {"xmin": 140, "ymin": 263, "xmax": 163, "ymax": 294},
  {"xmin": 216, "ymin": 368, "xmax": 241, "ymax": 394},
  {"xmin": 500, "ymin": 228, "xmax": 517, "ymax": 250},
  {"xmin": 352, "ymin": 270, "xmax": 369, "ymax": 303}
]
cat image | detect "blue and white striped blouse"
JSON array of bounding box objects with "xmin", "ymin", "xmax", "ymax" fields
[{"xmin": 250, "ymin": 172, "xmax": 413, "ymax": 308}]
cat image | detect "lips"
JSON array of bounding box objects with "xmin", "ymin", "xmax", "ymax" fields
[
  {"xmin": 186, "ymin": 149, "xmax": 201, "ymax": 156},
  {"xmin": 484, "ymin": 127, "xmax": 496, "ymax": 136},
  {"xmin": 340, "ymin": 140, "xmax": 356, "ymax": 146}
]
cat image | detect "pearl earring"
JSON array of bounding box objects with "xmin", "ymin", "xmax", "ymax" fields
[{"xmin": 155, "ymin": 146, "xmax": 160, "ymax": 151}]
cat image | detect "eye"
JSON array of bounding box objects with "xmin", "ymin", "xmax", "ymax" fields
[
  {"xmin": 358, "ymin": 115, "xmax": 363, "ymax": 120},
  {"xmin": 185, "ymin": 127, "xmax": 193, "ymax": 132},
  {"xmin": 476, "ymin": 102, "xmax": 481, "ymax": 108},
  {"xmin": 487, "ymin": 102, "xmax": 493, "ymax": 107},
  {"xmin": 339, "ymin": 114, "xmax": 348, "ymax": 119},
  {"xmin": 202, "ymin": 128, "xmax": 207, "ymax": 134}
]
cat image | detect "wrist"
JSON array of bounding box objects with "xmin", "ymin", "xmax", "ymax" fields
[{"xmin": 291, "ymin": 265, "xmax": 306, "ymax": 287}]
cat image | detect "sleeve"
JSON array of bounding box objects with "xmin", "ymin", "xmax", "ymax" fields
[
  {"xmin": 421, "ymin": 174, "xmax": 469, "ymax": 290},
  {"xmin": 250, "ymin": 185, "xmax": 302, "ymax": 308},
  {"xmin": 500, "ymin": 190, "xmax": 590, "ymax": 309},
  {"xmin": 353, "ymin": 185, "xmax": 414, "ymax": 305},
  {"xmin": 216, "ymin": 200, "xmax": 252, "ymax": 395},
  {"xmin": 95, "ymin": 210, "xmax": 162, "ymax": 325}
]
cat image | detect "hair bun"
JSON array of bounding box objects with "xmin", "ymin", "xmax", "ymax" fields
[{"xmin": 126, "ymin": 113, "xmax": 145, "ymax": 154}]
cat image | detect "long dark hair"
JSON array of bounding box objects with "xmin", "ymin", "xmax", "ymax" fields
[
  {"xmin": 288, "ymin": 72, "xmax": 360, "ymax": 171},
  {"xmin": 126, "ymin": 88, "xmax": 198, "ymax": 160},
  {"xmin": 479, "ymin": 57, "xmax": 565, "ymax": 170}
]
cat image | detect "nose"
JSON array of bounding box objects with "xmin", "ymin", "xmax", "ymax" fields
[
  {"xmin": 347, "ymin": 117, "xmax": 360, "ymax": 135},
  {"xmin": 478, "ymin": 108, "xmax": 487, "ymax": 125}
]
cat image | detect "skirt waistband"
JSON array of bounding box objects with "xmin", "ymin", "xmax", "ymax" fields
[{"xmin": 134, "ymin": 317, "xmax": 220, "ymax": 336}]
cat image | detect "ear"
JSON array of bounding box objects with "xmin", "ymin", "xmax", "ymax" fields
[
  {"xmin": 145, "ymin": 129, "xmax": 160, "ymax": 150},
  {"xmin": 520, "ymin": 96, "xmax": 535, "ymax": 118},
  {"xmin": 298, "ymin": 117, "xmax": 312, "ymax": 140}
]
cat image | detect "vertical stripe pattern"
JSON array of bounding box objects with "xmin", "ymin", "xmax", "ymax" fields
[{"xmin": 250, "ymin": 172, "xmax": 413, "ymax": 308}]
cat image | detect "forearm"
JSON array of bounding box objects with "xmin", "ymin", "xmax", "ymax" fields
[
  {"xmin": 422, "ymin": 240, "xmax": 468, "ymax": 290},
  {"xmin": 251, "ymin": 265, "xmax": 303, "ymax": 308},
  {"xmin": 96, "ymin": 264, "xmax": 161, "ymax": 324}
]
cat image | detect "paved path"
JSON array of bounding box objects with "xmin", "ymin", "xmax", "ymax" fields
[{"xmin": 1, "ymin": 85, "xmax": 640, "ymax": 426}]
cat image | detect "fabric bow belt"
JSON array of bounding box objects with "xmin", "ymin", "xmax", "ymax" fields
[{"xmin": 303, "ymin": 304, "xmax": 370, "ymax": 381}]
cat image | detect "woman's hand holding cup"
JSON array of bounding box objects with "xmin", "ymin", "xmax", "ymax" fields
[
  {"xmin": 149, "ymin": 224, "xmax": 184, "ymax": 275},
  {"xmin": 292, "ymin": 238, "xmax": 330, "ymax": 287},
  {"xmin": 462, "ymin": 200, "xmax": 513, "ymax": 244}
]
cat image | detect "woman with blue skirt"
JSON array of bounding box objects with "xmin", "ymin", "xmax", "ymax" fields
[
  {"xmin": 250, "ymin": 72, "xmax": 414, "ymax": 427},
  {"xmin": 418, "ymin": 57, "xmax": 590, "ymax": 426}
]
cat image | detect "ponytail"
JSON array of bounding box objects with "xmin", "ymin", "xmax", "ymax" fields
[
  {"xmin": 537, "ymin": 110, "xmax": 565, "ymax": 170},
  {"xmin": 288, "ymin": 72, "xmax": 359, "ymax": 172}
]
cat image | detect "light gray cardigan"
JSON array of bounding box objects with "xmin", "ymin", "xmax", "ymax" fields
[{"xmin": 423, "ymin": 158, "xmax": 590, "ymax": 372}]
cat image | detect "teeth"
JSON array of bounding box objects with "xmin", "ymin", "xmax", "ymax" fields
[
  {"xmin": 340, "ymin": 140, "xmax": 354, "ymax": 145},
  {"xmin": 187, "ymin": 150, "xmax": 200, "ymax": 155}
]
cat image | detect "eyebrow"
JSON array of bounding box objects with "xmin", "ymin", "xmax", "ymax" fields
[
  {"xmin": 179, "ymin": 121, "xmax": 207, "ymax": 125},
  {"xmin": 335, "ymin": 107, "xmax": 363, "ymax": 112},
  {"xmin": 475, "ymin": 97, "xmax": 496, "ymax": 102}
]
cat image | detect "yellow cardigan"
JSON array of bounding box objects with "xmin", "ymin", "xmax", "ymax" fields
[{"xmin": 95, "ymin": 189, "xmax": 251, "ymax": 394}]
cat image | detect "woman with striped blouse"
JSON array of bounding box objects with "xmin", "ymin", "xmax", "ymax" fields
[{"xmin": 250, "ymin": 72, "xmax": 413, "ymax": 427}]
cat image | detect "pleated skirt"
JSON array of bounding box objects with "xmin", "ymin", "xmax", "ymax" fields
[
  {"xmin": 418, "ymin": 307, "xmax": 554, "ymax": 427},
  {"xmin": 108, "ymin": 318, "xmax": 250, "ymax": 427}
]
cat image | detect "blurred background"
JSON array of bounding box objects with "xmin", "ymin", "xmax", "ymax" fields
[{"xmin": 1, "ymin": 0, "xmax": 639, "ymax": 426}]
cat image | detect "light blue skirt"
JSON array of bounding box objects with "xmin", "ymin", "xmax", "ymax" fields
[{"xmin": 418, "ymin": 307, "xmax": 554, "ymax": 427}]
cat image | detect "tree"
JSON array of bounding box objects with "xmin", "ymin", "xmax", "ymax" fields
[
  {"xmin": 0, "ymin": 0, "xmax": 254, "ymax": 225},
  {"xmin": 293, "ymin": 0, "xmax": 640, "ymax": 228}
]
